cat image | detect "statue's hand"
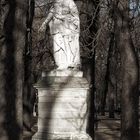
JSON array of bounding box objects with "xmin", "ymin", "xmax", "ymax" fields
[{"xmin": 38, "ymin": 23, "xmax": 46, "ymax": 32}]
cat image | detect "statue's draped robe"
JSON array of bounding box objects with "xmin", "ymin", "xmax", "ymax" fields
[{"xmin": 49, "ymin": 0, "xmax": 80, "ymax": 69}]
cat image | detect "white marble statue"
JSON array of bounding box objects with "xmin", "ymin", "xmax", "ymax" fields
[{"xmin": 39, "ymin": 0, "xmax": 80, "ymax": 69}]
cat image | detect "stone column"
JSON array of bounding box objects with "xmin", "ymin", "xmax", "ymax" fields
[{"xmin": 32, "ymin": 70, "xmax": 91, "ymax": 140}]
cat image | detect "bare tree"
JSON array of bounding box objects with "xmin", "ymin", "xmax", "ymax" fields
[
  {"xmin": 0, "ymin": 0, "xmax": 28, "ymax": 139},
  {"xmin": 23, "ymin": 0, "xmax": 35, "ymax": 134},
  {"xmin": 113, "ymin": 0, "xmax": 139, "ymax": 139}
]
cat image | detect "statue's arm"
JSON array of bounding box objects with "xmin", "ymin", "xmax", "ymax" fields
[
  {"xmin": 54, "ymin": 13, "xmax": 65, "ymax": 21},
  {"xmin": 39, "ymin": 9, "xmax": 54, "ymax": 32},
  {"xmin": 44, "ymin": 12, "xmax": 53, "ymax": 24}
]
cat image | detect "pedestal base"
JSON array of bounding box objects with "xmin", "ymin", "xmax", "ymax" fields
[
  {"xmin": 32, "ymin": 132, "xmax": 91, "ymax": 140},
  {"xmin": 32, "ymin": 70, "xmax": 91, "ymax": 140}
]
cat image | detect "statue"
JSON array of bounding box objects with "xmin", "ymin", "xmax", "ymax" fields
[{"xmin": 39, "ymin": 0, "xmax": 80, "ymax": 70}]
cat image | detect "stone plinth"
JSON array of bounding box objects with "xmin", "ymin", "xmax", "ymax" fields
[
  {"xmin": 42, "ymin": 69, "xmax": 83, "ymax": 77},
  {"xmin": 32, "ymin": 70, "xmax": 91, "ymax": 140}
]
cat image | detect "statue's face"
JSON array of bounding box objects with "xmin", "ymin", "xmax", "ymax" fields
[{"xmin": 54, "ymin": 0, "xmax": 74, "ymax": 8}]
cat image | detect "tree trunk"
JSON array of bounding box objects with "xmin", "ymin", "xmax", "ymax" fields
[
  {"xmin": 83, "ymin": 0, "xmax": 100, "ymax": 139},
  {"xmin": 114, "ymin": 0, "xmax": 139, "ymax": 140},
  {"xmin": 107, "ymin": 32, "xmax": 116, "ymax": 118},
  {"xmin": 108, "ymin": 82, "xmax": 115, "ymax": 118},
  {"xmin": 23, "ymin": 0, "xmax": 34, "ymax": 133},
  {"xmin": 100, "ymin": 32, "xmax": 115, "ymax": 117},
  {"xmin": 0, "ymin": 0, "xmax": 28, "ymax": 140}
]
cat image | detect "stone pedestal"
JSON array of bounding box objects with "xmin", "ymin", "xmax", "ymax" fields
[{"xmin": 32, "ymin": 70, "xmax": 91, "ymax": 140}]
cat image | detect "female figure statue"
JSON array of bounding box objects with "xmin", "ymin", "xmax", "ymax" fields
[{"xmin": 39, "ymin": 0, "xmax": 80, "ymax": 69}]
